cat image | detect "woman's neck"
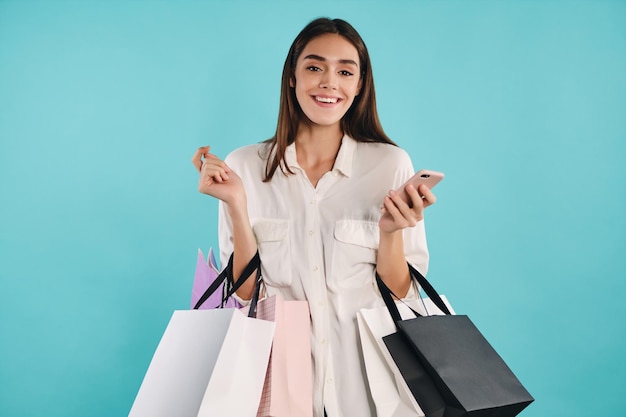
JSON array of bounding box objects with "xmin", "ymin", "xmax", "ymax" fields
[{"xmin": 295, "ymin": 123, "xmax": 344, "ymax": 187}]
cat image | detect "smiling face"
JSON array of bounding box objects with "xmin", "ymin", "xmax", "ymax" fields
[{"xmin": 291, "ymin": 33, "xmax": 363, "ymax": 130}]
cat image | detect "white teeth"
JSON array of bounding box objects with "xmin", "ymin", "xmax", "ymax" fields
[{"xmin": 316, "ymin": 96, "xmax": 338, "ymax": 103}]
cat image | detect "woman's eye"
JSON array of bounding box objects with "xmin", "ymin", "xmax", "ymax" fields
[
  {"xmin": 339, "ymin": 70, "xmax": 354, "ymax": 76},
  {"xmin": 307, "ymin": 66, "xmax": 321, "ymax": 72}
]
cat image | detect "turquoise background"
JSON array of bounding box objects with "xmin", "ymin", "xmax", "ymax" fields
[{"xmin": 1, "ymin": 0, "xmax": 625, "ymax": 416}]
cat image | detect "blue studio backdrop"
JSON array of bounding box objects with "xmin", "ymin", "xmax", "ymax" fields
[{"xmin": 0, "ymin": 1, "xmax": 625, "ymax": 416}]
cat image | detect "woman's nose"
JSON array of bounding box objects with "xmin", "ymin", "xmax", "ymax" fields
[{"xmin": 319, "ymin": 72, "xmax": 338, "ymax": 89}]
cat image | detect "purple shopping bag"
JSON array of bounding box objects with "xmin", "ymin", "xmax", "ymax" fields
[{"xmin": 191, "ymin": 248, "xmax": 241, "ymax": 309}]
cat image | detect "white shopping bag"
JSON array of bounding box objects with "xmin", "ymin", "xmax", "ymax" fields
[
  {"xmin": 128, "ymin": 308, "xmax": 235, "ymax": 417},
  {"xmin": 197, "ymin": 302, "xmax": 276, "ymax": 417},
  {"xmin": 357, "ymin": 295, "xmax": 454, "ymax": 417}
]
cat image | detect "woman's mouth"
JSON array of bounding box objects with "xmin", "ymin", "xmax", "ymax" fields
[{"xmin": 314, "ymin": 96, "xmax": 341, "ymax": 104}]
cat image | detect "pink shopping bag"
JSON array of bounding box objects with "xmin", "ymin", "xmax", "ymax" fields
[{"xmin": 256, "ymin": 294, "xmax": 312, "ymax": 417}]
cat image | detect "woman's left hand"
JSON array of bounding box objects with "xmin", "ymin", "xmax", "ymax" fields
[{"xmin": 379, "ymin": 183, "xmax": 436, "ymax": 234}]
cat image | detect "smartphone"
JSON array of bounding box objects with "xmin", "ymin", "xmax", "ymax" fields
[{"xmin": 395, "ymin": 169, "xmax": 444, "ymax": 205}]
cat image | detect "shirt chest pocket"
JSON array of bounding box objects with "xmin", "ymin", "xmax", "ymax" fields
[
  {"xmin": 331, "ymin": 220, "xmax": 379, "ymax": 289},
  {"xmin": 253, "ymin": 219, "xmax": 293, "ymax": 287}
]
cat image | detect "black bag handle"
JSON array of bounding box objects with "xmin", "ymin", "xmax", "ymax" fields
[
  {"xmin": 223, "ymin": 252, "xmax": 261, "ymax": 301},
  {"xmin": 406, "ymin": 263, "xmax": 451, "ymax": 315},
  {"xmin": 193, "ymin": 251, "xmax": 261, "ymax": 313},
  {"xmin": 376, "ymin": 262, "xmax": 451, "ymax": 327},
  {"xmin": 246, "ymin": 265, "xmax": 263, "ymax": 319}
]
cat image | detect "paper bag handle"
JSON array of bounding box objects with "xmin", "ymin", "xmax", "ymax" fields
[
  {"xmin": 193, "ymin": 251, "xmax": 261, "ymax": 311},
  {"xmin": 376, "ymin": 263, "xmax": 451, "ymax": 326}
]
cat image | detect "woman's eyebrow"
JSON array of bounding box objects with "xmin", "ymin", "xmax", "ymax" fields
[{"xmin": 303, "ymin": 54, "xmax": 358, "ymax": 66}]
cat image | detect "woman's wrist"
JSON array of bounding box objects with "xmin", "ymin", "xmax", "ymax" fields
[
  {"xmin": 225, "ymin": 195, "xmax": 249, "ymax": 221},
  {"xmin": 226, "ymin": 198, "xmax": 257, "ymax": 252},
  {"xmin": 379, "ymin": 228, "xmax": 403, "ymax": 247}
]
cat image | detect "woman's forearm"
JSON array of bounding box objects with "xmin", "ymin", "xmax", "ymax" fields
[
  {"xmin": 226, "ymin": 201, "xmax": 258, "ymax": 300},
  {"xmin": 376, "ymin": 229, "xmax": 411, "ymax": 298}
]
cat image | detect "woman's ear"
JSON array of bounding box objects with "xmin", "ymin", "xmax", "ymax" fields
[{"xmin": 289, "ymin": 75, "xmax": 295, "ymax": 88}]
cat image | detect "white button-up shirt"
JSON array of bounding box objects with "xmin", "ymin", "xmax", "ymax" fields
[{"xmin": 218, "ymin": 135, "xmax": 429, "ymax": 417}]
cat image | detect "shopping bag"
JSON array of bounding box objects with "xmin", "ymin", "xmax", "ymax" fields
[
  {"xmin": 196, "ymin": 307, "xmax": 275, "ymax": 417},
  {"xmin": 191, "ymin": 247, "xmax": 241, "ymax": 309},
  {"xmin": 378, "ymin": 265, "xmax": 534, "ymax": 417},
  {"xmin": 195, "ymin": 254, "xmax": 275, "ymax": 417},
  {"xmin": 128, "ymin": 308, "xmax": 236, "ymax": 417},
  {"xmin": 129, "ymin": 252, "xmax": 269, "ymax": 417},
  {"xmin": 357, "ymin": 292, "xmax": 454, "ymax": 417},
  {"xmin": 256, "ymin": 294, "xmax": 312, "ymax": 417}
]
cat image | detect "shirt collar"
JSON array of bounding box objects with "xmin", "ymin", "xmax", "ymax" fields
[
  {"xmin": 332, "ymin": 135, "xmax": 356, "ymax": 178},
  {"xmin": 285, "ymin": 134, "xmax": 356, "ymax": 178}
]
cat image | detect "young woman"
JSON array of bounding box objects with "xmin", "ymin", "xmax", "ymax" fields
[{"xmin": 191, "ymin": 17, "xmax": 436, "ymax": 417}]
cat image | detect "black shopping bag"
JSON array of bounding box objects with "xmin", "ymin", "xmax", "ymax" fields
[{"xmin": 378, "ymin": 265, "xmax": 534, "ymax": 417}]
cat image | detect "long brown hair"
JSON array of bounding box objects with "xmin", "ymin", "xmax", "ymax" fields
[{"xmin": 263, "ymin": 17, "xmax": 395, "ymax": 182}]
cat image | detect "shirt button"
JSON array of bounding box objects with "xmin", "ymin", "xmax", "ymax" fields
[
  {"xmin": 308, "ymin": 230, "xmax": 314, "ymax": 236},
  {"xmin": 321, "ymin": 338, "xmax": 327, "ymax": 344},
  {"xmin": 318, "ymin": 301, "xmax": 325, "ymax": 307},
  {"xmin": 312, "ymin": 266, "xmax": 319, "ymax": 272},
  {"xmin": 327, "ymin": 378, "xmax": 334, "ymax": 384}
]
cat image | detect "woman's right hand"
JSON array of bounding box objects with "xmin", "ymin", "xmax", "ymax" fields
[
  {"xmin": 191, "ymin": 146, "xmax": 245, "ymax": 206},
  {"xmin": 192, "ymin": 146, "xmax": 257, "ymax": 301}
]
